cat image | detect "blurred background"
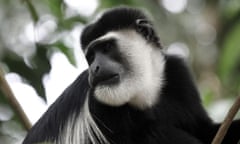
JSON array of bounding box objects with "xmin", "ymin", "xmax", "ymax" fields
[{"xmin": 0, "ymin": 0, "xmax": 239, "ymax": 143}]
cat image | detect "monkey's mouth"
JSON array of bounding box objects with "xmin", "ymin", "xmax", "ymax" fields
[{"xmin": 92, "ymin": 74, "xmax": 120, "ymax": 86}]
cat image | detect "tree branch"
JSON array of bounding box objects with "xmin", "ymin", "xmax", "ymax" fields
[
  {"xmin": 0, "ymin": 67, "xmax": 32, "ymax": 130},
  {"xmin": 211, "ymin": 96, "xmax": 240, "ymax": 144}
]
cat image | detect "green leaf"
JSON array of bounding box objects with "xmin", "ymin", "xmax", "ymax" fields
[
  {"xmin": 218, "ymin": 21, "xmax": 240, "ymax": 82},
  {"xmin": 0, "ymin": 90, "xmax": 8, "ymax": 104},
  {"xmin": 3, "ymin": 45, "xmax": 51, "ymax": 101},
  {"xmin": 66, "ymin": 15, "xmax": 88, "ymax": 24},
  {"xmin": 99, "ymin": 0, "xmax": 135, "ymax": 8},
  {"xmin": 44, "ymin": 0, "xmax": 64, "ymax": 20},
  {"xmin": 24, "ymin": 0, "xmax": 39, "ymax": 22},
  {"xmin": 53, "ymin": 42, "xmax": 76, "ymax": 66},
  {"xmin": 221, "ymin": 0, "xmax": 240, "ymax": 20},
  {"xmin": 58, "ymin": 15, "xmax": 88, "ymax": 30},
  {"xmin": 202, "ymin": 89, "xmax": 214, "ymax": 107}
]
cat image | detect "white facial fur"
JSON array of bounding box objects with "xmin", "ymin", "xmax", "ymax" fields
[{"xmin": 90, "ymin": 30, "xmax": 165, "ymax": 109}]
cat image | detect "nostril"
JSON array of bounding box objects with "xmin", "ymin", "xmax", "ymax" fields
[{"xmin": 95, "ymin": 66, "xmax": 100, "ymax": 73}]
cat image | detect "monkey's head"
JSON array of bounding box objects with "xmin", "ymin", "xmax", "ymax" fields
[{"xmin": 80, "ymin": 7, "xmax": 165, "ymax": 109}]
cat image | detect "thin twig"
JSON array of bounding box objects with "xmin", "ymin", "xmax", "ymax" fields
[
  {"xmin": 211, "ymin": 96, "xmax": 240, "ymax": 144},
  {"xmin": 0, "ymin": 67, "xmax": 32, "ymax": 130}
]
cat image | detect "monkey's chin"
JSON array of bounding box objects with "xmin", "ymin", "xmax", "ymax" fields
[{"xmin": 94, "ymin": 84, "xmax": 133, "ymax": 107}]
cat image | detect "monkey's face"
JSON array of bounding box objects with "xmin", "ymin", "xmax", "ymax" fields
[{"xmin": 84, "ymin": 29, "xmax": 165, "ymax": 109}]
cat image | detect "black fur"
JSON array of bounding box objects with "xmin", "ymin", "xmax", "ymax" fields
[
  {"xmin": 89, "ymin": 55, "xmax": 211, "ymax": 144},
  {"xmin": 81, "ymin": 6, "xmax": 160, "ymax": 50},
  {"xmin": 23, "ymin": 55, "xmax": 240, "ymax": 144},
  {"xmin": 22, "ymin": 71, "xmax": 89, "ymax": 143},
  {"xmin": 23, "ymin": 6, "xmax": 240, "ymax": 144}
]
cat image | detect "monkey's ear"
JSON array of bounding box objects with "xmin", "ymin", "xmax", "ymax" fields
[{"xmin": 135, "ymin": 19, "xmax": 154, "ymax": 42}]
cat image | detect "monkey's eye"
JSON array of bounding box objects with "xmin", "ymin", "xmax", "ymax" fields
[
  {"xmin": 101, "ymin": 43, "xmax": 112, "ymax": 54},
  {"xmin": 86, "ymin": 52, "xmax": 95, "ymax": 64}
]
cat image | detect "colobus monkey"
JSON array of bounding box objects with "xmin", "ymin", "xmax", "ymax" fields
[{"xmin": 23, "ymin": 6, "xmax": 240, "ymax": 144}]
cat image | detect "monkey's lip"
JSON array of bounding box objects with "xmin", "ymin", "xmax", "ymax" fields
[{"xmin": 93, "ymin": 74, "xmax": 120, "ymax": 86}]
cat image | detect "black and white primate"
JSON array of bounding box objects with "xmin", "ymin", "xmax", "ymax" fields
[{"xmin": 23, "ymin": 7, "xmax": 240, "ymax": 144}]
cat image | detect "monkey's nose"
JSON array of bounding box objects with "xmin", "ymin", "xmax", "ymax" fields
[
  {"xmin": 90, "ymin": 65, "xmax": 120, "ymax": 87},
  {"xmin": 94, "ymin": 65, "xmax": 100, "ymax": 74}
]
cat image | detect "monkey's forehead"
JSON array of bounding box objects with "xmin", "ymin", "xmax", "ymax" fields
[{"xmin": 80, "ymin": 6, "xmax": 149, "ymax": 50}]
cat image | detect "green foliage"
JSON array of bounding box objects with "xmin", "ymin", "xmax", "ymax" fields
[
  {"xmin": 24, "ymin": 0, "xmax": 39, "ymax": 22},
  {"xmin": 44, "ymin": 0, "xmax": 64, "ymax": 20},
  {"xmin": 221, "ymin": 0, "xmax": 240, "ymax": 20},
  {"xmin": 3, "ymin": 45, "xmax": 51, "ymax": 100},
  {"xmin": 202, "ymin": 89, "xmax": 214, "ymax": 107},
  {"xmin": 0, "ymin": 0, "xmax": 87, "ymax": 100},
  {"xmin": 219, "ymin": 21, "xmax": 240, "ymax": 84},
  {"xmin": 52, "ymin": 42, "xmax": 76, "ymax": 66},
  {"xmin": 58, "ymin": 15, "xmax": 88, "ymax": 30},
  {"xmin": 99, "ymin": 0, "xmax": 135, "ymax": 8}
]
